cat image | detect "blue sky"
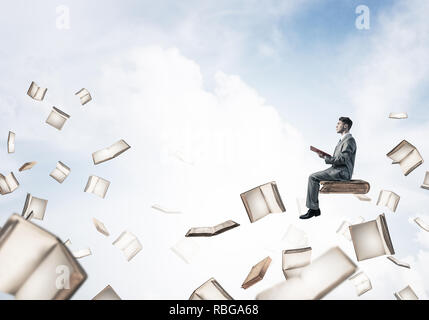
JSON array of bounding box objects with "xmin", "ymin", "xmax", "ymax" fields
[{"xmin": 1, "ymin": 0, "xmax": 429, "ymax": 300}]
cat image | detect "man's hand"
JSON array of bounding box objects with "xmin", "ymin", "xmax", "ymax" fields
[{"xmin": 318, "ymin": 152, "xmax": 325, "ymax": 159}]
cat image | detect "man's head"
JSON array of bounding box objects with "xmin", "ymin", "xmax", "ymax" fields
[{"xmin": 336, "ymin": 117, "xmax": 353, "ymax": 134}]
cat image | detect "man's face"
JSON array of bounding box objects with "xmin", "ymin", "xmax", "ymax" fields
[{"xmin": 336, "ymin": 121, "xmax": 347, "ymax": 133}]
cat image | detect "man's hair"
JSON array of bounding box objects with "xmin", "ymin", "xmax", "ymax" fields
[{"xmin": 339, "ymin": 117, "xmax": 353, "ymax": 130}]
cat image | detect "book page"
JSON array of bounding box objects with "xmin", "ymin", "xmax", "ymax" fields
[
  {"xmin": 92, "ymin": 218, "xmax": 110, "ymax": 236},
  {"xmin": 414, "ymin": 217, "xmax": 429, "ymax": 232},
  {"xmin": 349, "ymin": 219, "xmax": 386, "ymax": 261},
  {"xmin": 256, "ymin": 247, "xmax": 357, "ymax": 300},
  {"xmin": 389, "ymin": 112, "xmax": 408, "ymax": 119},
  {"xmin": 151, "ymin": 204, "xmax": 182, "ymax": 214},
  {"xmin": 400, "ymin": 148, "xmax": 423, "ymax": 175},
  {"xmin": 241, "ymin": 187, "xmax": 270, "ymax": 222},
  {"xmin": 260, "ymin": 182, "xmax": 284, "ymax": 213},
  {"xmin": 171, "ymin": 237, "xmax": 200, "ymax": 264},
  {"xmin": 387, "ymin": 256, "xmax": 410, "ymax": 268},
  {"xmin": 213, "ymin": 220, "xmax": 238, "ymax": 234}
]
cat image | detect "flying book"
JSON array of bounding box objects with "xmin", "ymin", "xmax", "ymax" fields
[
  {"xmin": 92, "ymin": 285, "xmax": 121, "ymax": 300},
  {"xmin": 394, "ymin": 285, "xmax": 418, "ymax": 300},
  {"xmin": 389, "ymin": 112, "xmax": 408, "ymax": 119},
  {"xmin": 22, "ymin": 193, "xmax": 48, "ymax": 221},
  {"xmin": 7, "ymin": 131, "xmax": 15, "ymax": 153},
  {"xmin": 73, "ymin": 248, "xmax": 92, "ymax": 259},
  {"xmin": 185, "ymin": 220, "xmax": 239, "ymax": 237},
  {"xmin": 282, "ymin": 247, "xmax": 312, "ymax": 279},
  {"xmin": 113, "ymin": 231, "xmax": 142, "ymax": 261},
  {"xmin": 84, "ymin": 175, "xmax": 110, "ymax": 199},
  {"xmin": 387, "ymin": 256, "xmax": 410, "ymax": 269},
  {"xmin": 376, "ymin": 190, "xmax": 400, "ymax": 212},
  {"xmin": 348, "ymin": 272, "xmax": 372, "ymax": 296},
  {"xmin": 413, "ymin": 217, "xmax": 429, "ymax": 232},
  {"xmin": 310, "ymin": 146, "xmax": 331, "ymax": 158},
  {"xmin": 256, "ymin": 247, "xmax": 357, "ymax": 300},
  {"xmin": 75, "ymin": 88, "xmax": 92, "ymax": 106},
  {"xmin": 240, "ymin": 181, "xmax": 286, "ymax": 223},
  {"xmin": 27, "ymin": 81, "xmax": 47, "ymax": 101},
  {"xmin": 93, "ymin": 217, "xmax": 110, "ymax": 236},
  {"xmin": 0, "ymin": 214, "xmax": 87, "ymax": 299},
  {"xmin": 46, "ymin": 107, "xmax": 70, "ymax": 131},
  {"xmin": 241, "ymin": 256, "xmax": 272, "ymax": 289},
  {"xmin": 421, "ymin": 172, "xmax": 429, "ymax": 190},
  {"xmin": 349, "ymin": 214, "xmax": 395, "ymax": 261},
  {"xmin": 0, "ymin": 172, "xmax": 19, "ymax": 195},
  {"xmin": 189, "ymin": 278, "xmax": 233, "ymax": 300},
  {"xmin": 92, "ymin": 139, "xmax": 131, "ymax": 165},
  {"xmin": 386, "ymin": 140, "xmax": 423, "ymax": 176},
  {"xmin": 151, "ymin": 204, "xmax": 182, "ymax": 214},
  {"xmin": 171, "ymin": 237, "xmax": 200, "ymax": 264},
  {"xmin": 355, "ymin": 195, "xmax": 371, "ymax": 201},
  {"xmin": 49, "ymin": 161, "xmax": 71, "ymax": 183},
  {"xmin": 19, "ymin": 161, "xmax": 37, "ymax": 172}
]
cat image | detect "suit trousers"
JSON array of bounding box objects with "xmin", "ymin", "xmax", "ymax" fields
[{"xmin": 306, "ymin": 167, "xmax": 349, "ymax": 210}]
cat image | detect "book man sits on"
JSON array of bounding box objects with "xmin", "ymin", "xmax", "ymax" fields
[{"xmin": 301, "ymin": 117, "xmax": 357, "ymax": 220}]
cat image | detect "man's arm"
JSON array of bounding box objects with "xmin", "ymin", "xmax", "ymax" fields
[{"xmin": 324, "ymin": 139, "xmax": 356, "ymax": 165}]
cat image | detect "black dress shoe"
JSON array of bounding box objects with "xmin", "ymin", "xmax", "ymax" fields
[{"xmin": 299, "ymin": 209, "xmax": 321, "ymax": 219}]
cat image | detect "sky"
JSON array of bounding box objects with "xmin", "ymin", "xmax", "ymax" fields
[{"xmin": 1, "ymin": 0, "xmax": 429, "ymax": 300}]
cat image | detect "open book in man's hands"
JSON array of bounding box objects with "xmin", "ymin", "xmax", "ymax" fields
[{"xmin": 310, "ymin": 146, "xmax": 331, "ymax": 158}]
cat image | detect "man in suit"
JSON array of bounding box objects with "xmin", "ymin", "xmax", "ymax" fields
[{"xmin": 300, "ymin": 117, "xmax": 357, "ymax": 219}]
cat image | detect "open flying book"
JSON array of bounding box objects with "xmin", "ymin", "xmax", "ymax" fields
[
  {"xmin": 376, "ymin": 190, "xmax": 400, "ymax": 212},
  {"xmin": 189, "ymin": 278, "xmax": 233, "ymax": 300},
  {"xmin": 27, "ymin": 81, "xmax": 47, "ymax": 101},
  {"xmin": 421, "ymin": 171, "xmax": 429, "ymax": 190},
  {"xmin": 113, "ymin": 231, "xmax": 142, "ymax": 262},
  {"xmin": 92, "ymin": 285, "xmax": 121, "ymax": 300},
  {"xmin": 386, "ymin": 140, "xmax": 423, "ymax": 176},
  {"xmin": 0, "ymin": 172, "xmax": 19, "ymax": 195},
  {"xmin": 349, "ymin": 214, "xmax": 395, "ymax": 261},
  {"xmin": 348, "ymin": 272, "xmax": 372, "ymax": 296},
  {"xmin": 46, "ymin": 107, "xmax": 70, "ymax": 131},
  {"xmin": 240, "ymin": 181, "xmax": 286, "ymax": 223},
  {"xmin": 84, "ymin": 175, "xmax": 110, "ymax": 199},
  {"xmin": 389, "ymin": 112, "xmax": 408, "ymax": 119},
  {"xmin": 185, "ymin": 220, "xmax": 239, "ymax": 237},
  {"xmin": 7, "ymin": 131, "xmax": 15, "ymax": 153},
  {"xmin": 19, "ymin": 162, "xmax": 37, "ymax": 172},
  {"xmin": 394, "ymin": 285, "xmax": 418, "ymax": 300},
  {"xmin": 241, "ymin": 256, "xmax": 272, "ymax": 289},
  {"xmin": 0, "ymin": 214, "xmax": 87, "ymax": 299},
  {"xmin": 387, "ymin": 256, "xmax": 410, "ymax": 269},
  {"xmin": 49, "ymin": 161, "xmax": 71, "ymax": 183},
  {"xmin": 75, "ymin": 88, "xmax": 92, "ymax": 106},
  {"xmin": 22, "ymin": 193, "xmax": 48, "ymax": 221},
  {"xmin": 256, "ymin": 247, "xmax": 357, "ymax": 300},
  {"xmin": 92, "ymin": 139, "xmax": 131, "ymax": 165},
  {"xmin": 282, "ymin": 247, "xmax": 312, "ymax": 279},
  {"xmin": 92, "ymin": 218, "xmax": 110, "ymax": 236},
  {"xmin": 413, "ymin": 217, "xmax": 429, "ymax": 232},
  {"xmin": 310, "ymin": 146, "xmax": 331, "ymax": 158}
]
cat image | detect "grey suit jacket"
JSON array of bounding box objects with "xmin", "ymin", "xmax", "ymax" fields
[{"xmin": 324, "ymin": 134, "xmax": 357, "ymax": 180}]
